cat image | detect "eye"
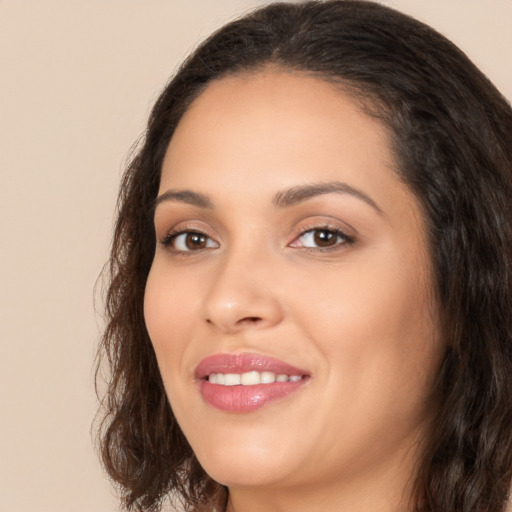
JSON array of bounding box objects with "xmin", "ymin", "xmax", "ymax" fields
[
  {"xmin": 163, "ymin": 231, "xmax": 219, "ymax": 252},
  {"xmin": 290, "ymin": 227, "xmax": 354, "ymax": 250}
]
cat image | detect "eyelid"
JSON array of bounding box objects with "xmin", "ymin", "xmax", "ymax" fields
[
  {"xmin": 157, "ymin": 218, "xmax": 220, "ymax": 252},
  {"xmin": 288, "ymin": 220, "xmax": 356, "ymax": 250},
  {"xmin": 161, "ymin": 228, "xmax": 218, "ymax": 245},
  {"xmin": 156, "ymin": 217, "xmax": 356, "ymax": 253},
  {"xmin": 171, "ymin": 232, "xmax": 219, "ymax": 252}
]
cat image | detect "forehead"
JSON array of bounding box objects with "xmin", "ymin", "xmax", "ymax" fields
[{"xmin": 164, "ymin": 70, "xmax": 392, "ymax": 177}]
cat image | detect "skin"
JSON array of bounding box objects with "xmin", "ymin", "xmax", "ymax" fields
[{"xmin": 144, "ymin": 68, "xmax": 443, "ymax": 512}]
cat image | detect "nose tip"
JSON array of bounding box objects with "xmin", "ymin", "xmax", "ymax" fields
[{"xmin": 202, "ymin": 269, "xmax": 283, "ymax": 334}]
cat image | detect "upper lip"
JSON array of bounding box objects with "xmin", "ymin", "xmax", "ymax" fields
[{"xmin": 195, "ymin": 352, "xmax": 309, "ymax": 380}]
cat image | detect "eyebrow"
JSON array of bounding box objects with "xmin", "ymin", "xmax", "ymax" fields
[
  {"xmin": 154, "ymin": 189, "xmax": 213, "ymax": 210},
  {"xmin": 154, "ymin": 181, "xmax": 382, "ymax": 215},
  {"xmin": 273, "ymin": 181, "xmax": 383, "ymax": 214}
]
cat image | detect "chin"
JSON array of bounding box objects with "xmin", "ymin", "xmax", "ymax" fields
[
  {"xmin": 201, "ymin": 457, "xmax": 291, "ymax": 489},
  {"xmin": 189, "ymin": 426, "xmax": 306, "ymax": 489}
]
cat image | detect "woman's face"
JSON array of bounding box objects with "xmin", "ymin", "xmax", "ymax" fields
[{"xmin": 145, "ymin": 69, "xmax": 443, "ymax": 502}]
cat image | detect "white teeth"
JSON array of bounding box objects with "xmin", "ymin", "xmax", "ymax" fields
[
  {"xmin": 223, "ymin": 373, "xmax": 241, "ymax": 386},
  {"xmin": 208, "ymin": 371, "xmax": 303, "ymax": 386},
  {"xmin": 260, "ymin": 371, "xmax": 276, "ymax": 384},
  {"xmin": 240, "ymin": 371, "xmax": 260, "ymax": 385}
]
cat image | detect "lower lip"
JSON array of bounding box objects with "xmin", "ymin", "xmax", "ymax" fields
[{"xmin": 199, "ymin": 379, "xmax": 307, "ymax": 413}]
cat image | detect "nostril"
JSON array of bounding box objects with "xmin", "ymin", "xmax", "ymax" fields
[
  {"xmin": 205, "ymin": 316, "xmax": 261, "ymax": 326},
  {"xmin": 239, "ymin": 316, "xmax": 262, "ymax": 324}
]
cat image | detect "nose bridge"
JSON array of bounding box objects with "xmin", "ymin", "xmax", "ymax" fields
[{"xmin": 202, "ymin": 239, "xmax": 283, "ymax": 333}]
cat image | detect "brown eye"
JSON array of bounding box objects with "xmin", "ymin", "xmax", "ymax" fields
[
  {"xmin": 290, "ymin": 227, "xmax": 354, "ymax": 250},
  {"xmin": 166, "ymin": 231, "xmax": 219, "ymax": 252},
  {"xmin": 185, "ymin": 233, "xmax": 208, "ymax": 250},
  {"xmin": 313, "ymin": 229, "xmax": 338, "ymax": 247}
]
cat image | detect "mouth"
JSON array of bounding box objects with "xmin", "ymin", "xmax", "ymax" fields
[
  {"xmin": 208, "ymin": 371, "xmax": 304, "ymax": 385},
  {"xmin": 195, "ymin": 353, "xmax": 310, "ymax": 413}
]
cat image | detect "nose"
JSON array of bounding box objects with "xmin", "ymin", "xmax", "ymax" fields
[{"xmin": 201, "ymin": 251, "xmax": 284, "ymax": 335}]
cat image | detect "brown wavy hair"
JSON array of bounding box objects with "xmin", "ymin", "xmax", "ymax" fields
[{"xmin": 96, "ymin": 1, "xmax": 512, "ymax": 511}]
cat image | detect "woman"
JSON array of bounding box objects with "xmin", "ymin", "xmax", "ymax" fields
[{"xmin": 97, "ymin": 1, "xmax": 512, "ymax": 511}]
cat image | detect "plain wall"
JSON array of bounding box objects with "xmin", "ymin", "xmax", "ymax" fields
[{"xmin": 0, "ymin": 1, "xmax": 510, "ymax": 511}]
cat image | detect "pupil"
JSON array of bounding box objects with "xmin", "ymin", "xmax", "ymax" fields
[
  {"xmin": 314, "ymin": 230, "xmax": 336, "ymax": 247},
  {"xmin": 186, "ymin": 233, "xmax": 206, "ymax": 250}
]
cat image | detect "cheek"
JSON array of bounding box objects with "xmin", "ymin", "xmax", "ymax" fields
[
  {"xmin": 289, "ymin": 246, "xmax": 440, "ymax": 398},
  {"xmin": 143, "ymin": 267, "xmax": 203, "ymax": 431},
  {"xmin": 293, "ymin": 256, "xmax": 432, "ymax": 340},
  {"xmin": 302, "ymin": 258, "xmax": 439, "ymax": 436},
  {"xmin": 144, "ymin": 266, "xmax": 196, "ymax": 371}
]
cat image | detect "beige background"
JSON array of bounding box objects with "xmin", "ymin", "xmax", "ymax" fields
[{"xmin": 0, "ymin": 1, "xmax": 510, "ymax": 511}]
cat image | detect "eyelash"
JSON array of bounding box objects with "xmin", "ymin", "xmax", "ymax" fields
[
  {"xmin": 161, "ymin": 229, "xmax": 218, "ymax": 252},
  {"xmin": 291, "ymin": 225, "xmax": 355, "ymax": 252},
  {"xmin": 160, "ymin": 225, "xmax": 355, "ymax": 254}
]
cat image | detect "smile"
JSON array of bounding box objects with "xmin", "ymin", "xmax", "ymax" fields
[
  {"xmin": 208, "ymin": 371, "xmax": 304, "ymax": 385},
  {"xmin": 196, "ymin": 353, "xmax": 310, "ymax": 412}
]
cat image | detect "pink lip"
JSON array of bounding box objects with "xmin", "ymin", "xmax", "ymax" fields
[{"xmin": 195, "ymin": 353, "xmax": 310, "ymax": 413}]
